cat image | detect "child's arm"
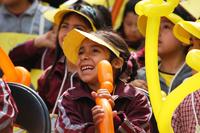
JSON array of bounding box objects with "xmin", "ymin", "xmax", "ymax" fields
[
  {"xmin": 55, "ymin": 91, "xmax": 96, "ymax": 133},
  {"xmin": 114, "ymin": 90, "xmax": 151, "ymax": 133},
  {"xmin": 0, "ymin": 79, "xmax": 18, "ymax": 133}
]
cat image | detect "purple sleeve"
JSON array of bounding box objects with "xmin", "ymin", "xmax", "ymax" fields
[{"xmin": 114, "ymin": 92, "xmax": 151, "ymax": 133}]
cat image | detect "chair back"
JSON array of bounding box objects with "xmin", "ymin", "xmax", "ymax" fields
[{"xmin": 8, "ymin": 82, "xmax": 51, "ymax": 133}]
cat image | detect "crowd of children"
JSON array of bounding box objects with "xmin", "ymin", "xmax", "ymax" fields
[{"xmin": 0, "ymin": 0, "xmax": 200, "ymax": 133}]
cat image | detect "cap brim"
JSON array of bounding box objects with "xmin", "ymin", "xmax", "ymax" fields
[
  {"xmin": 137, "ymin": 13, "xmax": 183, "ymax": 36},
  {"xmin": 54, "ymin": 9, "xmax": 96, "ymax": 31},
  {"xmin": 174, "ymin": 20, "xmax": 200, "ymax": 45},
  {"xmin": 62, "ymin": 29, "xmax": 120, "ymax": 64}
]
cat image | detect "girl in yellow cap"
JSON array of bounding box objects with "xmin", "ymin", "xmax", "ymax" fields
[
  {"xmin": 55, "ymin": 29, "xmax": 151, "ymax": 133},
  {"xmin": 172, "ymin": 19, "xmax": 200, "ymax": 133},
  {"xmin": 37, "ymin": 2, "xmax": 112, "ymax": 114}
]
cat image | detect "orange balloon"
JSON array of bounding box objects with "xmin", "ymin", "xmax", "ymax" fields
[
  {"xmin": 96, "ymin": 60, "xmax": 114, "ymax": 133},
  {"xmin": 97, "ymin": 60, "xmax": 113, "ymax": 93},
  {"xmin": 15, "ymin": 66, "xmax": 31, "ymax": 86},
  {"xmin": 0, "ymin": 47, "xmax": 31, "ymax": 86},
  {"xmin": 0, "ymin": 47, "xmax": 18, "ymax": 82}
]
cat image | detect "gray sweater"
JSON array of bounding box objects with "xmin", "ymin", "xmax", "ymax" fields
[{"xmin": 137, "ymin": 63, "xmax": 192, "ymax": 94}]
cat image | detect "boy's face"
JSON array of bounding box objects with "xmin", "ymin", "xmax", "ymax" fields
[
  {"xmin": 123, "ymin": 12, "xmax": 143, "ymax": 42},
  {"xmin": 158, "ymin": 18, "xmax": 183, "ymax": 57},
  {"xmin": 76, "ymin": 39, "xmax": 110, "ymax": 89},
  {"xmin": 58, "ymin": 14, "xmax": 92, "ymax": 48}
]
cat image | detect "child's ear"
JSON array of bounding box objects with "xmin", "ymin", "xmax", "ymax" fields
[{"xmin": 111, "ymin": 57, "xmax": 124, "ymax": 69}]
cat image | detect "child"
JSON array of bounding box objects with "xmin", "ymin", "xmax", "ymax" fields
[
  {"xmin": 37, "ymin": 3, "xmax": 112, "ymax": 113},
  {"xmin": 117, "ymin": 0, "xmax": 145, "ymax": 68},
  {"xmin": 172, "ymin": 19, "xmax": 200, "ymax": 133},
  {"xmin": 55, "ymin": 29, "xmax": 152, "ymax": 132},
  {"xmin": 132, "ymin": 6, "xmax": 195, "ymax": 133},
  {"xmin": 0, "ymin": 79, "xmax": 18, "ymax": 133},
  {"xmin": 133, "ymin": 7, "xmax": 193, "ymax": 94}
]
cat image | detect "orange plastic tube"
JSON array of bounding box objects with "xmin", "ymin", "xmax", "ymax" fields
[
  {"xmin": 0, "ymin": 48, "xmax": 31, "ymax": 86},
  {"xmin": 96, "ymin": 60, "xmax": 114, "ymax": 133},
  {"xmin": 111, "ymin": 0, "xmax": 124, "ymax": 25}
]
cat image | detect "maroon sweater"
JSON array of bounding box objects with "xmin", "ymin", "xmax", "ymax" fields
[{"xmin": 55, "ymin": 80, "xmax": 152, "ymax": 133}]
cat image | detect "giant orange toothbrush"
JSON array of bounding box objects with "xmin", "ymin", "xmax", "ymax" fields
[{"xmin": 96, "ymin": 60, "xmax": 114, "ymax": 133}]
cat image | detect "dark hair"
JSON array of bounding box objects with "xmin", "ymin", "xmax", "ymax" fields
[
  {"xmin": 93, "ymin": 4, "xmax": 112, "ymax": 29},
  {"xmin": 91, "ymin": 30, "xmax": 138, "ymax": 81}
]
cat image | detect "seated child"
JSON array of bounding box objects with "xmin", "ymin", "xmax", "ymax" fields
[{"xmin": 55, "ymin": 29, "xmax": 152, "ymax": 132}]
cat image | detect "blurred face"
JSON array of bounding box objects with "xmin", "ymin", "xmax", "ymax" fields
[
  {"xmin": 58, "ymin": 14, "xmax": 92, "ymax": 47},
  {"xmin": 158, "ymin": 18, "xmax": 183, "ymax": 57},
  {"xmin": 1, "ymin": 0, "xmax": 17, "ymax": 5},
  {"xmin": 123, "ymin": 12, "xmax": 143, "ymax": 42},
  {"xmin": 77, "ymin": 39, "xmax": 110, "ymax": 90},
  {"xmin": 1, "ymin": 0, "xmax": 28, "ymax": 6}
]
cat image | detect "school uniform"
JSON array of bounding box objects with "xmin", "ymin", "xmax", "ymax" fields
[
  {"xmin": 38, "ymin": 58, "xmax": 79, "ymax": 113},
  {"xmin": 55, "ymin": 80, "xmax": 152, "ymax": 133}
]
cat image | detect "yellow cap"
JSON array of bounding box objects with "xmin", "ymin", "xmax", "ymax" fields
[
  {"xmin": 137, "ymin": 13, "xmax": 183, "ymax": 36},
  {"xmin": 173, "ymin": 19, "xmax": 200, "ymax": 45},
  {"xmin": 62, "ymin": 29, "xmax": 120, "ymax": 64},
  {"xmin": 54, "ymin": 8, "xmax": 96, "ymax": 31}
]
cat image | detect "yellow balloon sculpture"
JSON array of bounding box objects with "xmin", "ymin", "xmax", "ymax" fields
[{"xmin": 135, "ymin": 0, "xmax": 200, "ymax": 133}]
